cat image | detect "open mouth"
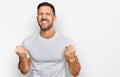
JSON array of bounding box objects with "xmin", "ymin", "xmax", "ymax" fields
[{"xmin": 42, "ymin": 20, "xmax": 48, "ymax": 24}]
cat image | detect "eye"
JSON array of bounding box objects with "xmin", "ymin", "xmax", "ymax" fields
[
  {"xmin": 38, "ymin": 13, "xmax": 43, "ymax": 16},
  {"xmin": 46, "ymin": 13, "xmax": 51, "ymax": 16}
]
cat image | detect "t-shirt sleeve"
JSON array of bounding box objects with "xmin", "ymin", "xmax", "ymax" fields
[
  {"xmin": 22, "ymin": 38, "xmax": 30, "ymax": 58},
  {"xmin": 63, "ymin": 36, "xmax": 76, "ymax": 49},
  {"xmin": 64, "ymin": 36, "xmax": 78, "ymax": 56}
]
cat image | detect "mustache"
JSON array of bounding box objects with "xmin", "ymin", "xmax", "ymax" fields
[{"xmin": 41, "ymin": 19, "xmax": 49, "ymax": 22}]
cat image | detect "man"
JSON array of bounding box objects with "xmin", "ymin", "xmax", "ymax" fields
[{"xmin": 16, "ymin": 2, "xmax": 81, "ymax": 77}]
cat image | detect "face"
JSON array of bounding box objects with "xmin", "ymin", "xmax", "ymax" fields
[{"xmin": 37, "ymin": 6, "xmax": 56, "ymax": 31}]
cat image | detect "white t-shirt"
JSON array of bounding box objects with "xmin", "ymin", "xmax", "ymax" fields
[{"xmin": 22, "ymin": 32, "xmax": 75, "ymax": 77}]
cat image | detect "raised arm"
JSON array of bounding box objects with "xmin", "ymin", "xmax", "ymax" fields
[
  {"xmin": 16, "ymin": 46, "xmax": 30, "ymax": 74},
  {"xmin": 64, "ymin": 45, "xmax": 81, "ymax": 77}
]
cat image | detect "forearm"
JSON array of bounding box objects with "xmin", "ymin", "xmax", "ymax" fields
[
  {"xmin": 68, "ymin": 56, "xmax": 81, "ymax": 77},
  {"xmin": 18, "ymin": 57, "xmax": 30, "ymax": 74}
]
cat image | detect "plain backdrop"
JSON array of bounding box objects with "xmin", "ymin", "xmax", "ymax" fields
[{"xmin": 0, "ymin": 0, "xmax": 120, "ymax": 77}]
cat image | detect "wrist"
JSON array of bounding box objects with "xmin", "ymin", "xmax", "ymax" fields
[
  {"xmin": 19, "ymin": 56, "xmax": 27, "ymax": 60},
  {"xmin": 19, "ymin": 56, "xmax": 26, "ymax": 59},
  {"xmin": 68, "ymin": 56, "xmax": 76, "ymax": 63},
  {"xmin": 18, "ymin": 53, "xmax": 27, "ymax": 58}
]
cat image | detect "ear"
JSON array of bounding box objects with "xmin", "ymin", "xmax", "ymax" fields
[
  {"xmin": 36, "ymin": 16, "xmax": 38, "ymax": 20},
  {"xmin": 53, "ymin": 16, "xmax": 57, "ymax": 22}
]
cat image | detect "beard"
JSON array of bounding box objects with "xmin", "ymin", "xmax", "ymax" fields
[{"xmin": 38, "ymin": 19, "xmax": 53, "ymax": 31}]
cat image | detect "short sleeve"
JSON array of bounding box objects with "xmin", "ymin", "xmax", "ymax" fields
[
  {"xmin": 62, "ymin": 35, "xmax": 77, "ymax": 55},
  {"xmin": 63, "ymin": 35, "xmax": 76, "ymax": 49},
  {"xmin": 22, "ymin": 38, "xmax": 30, "ymax": 58}
]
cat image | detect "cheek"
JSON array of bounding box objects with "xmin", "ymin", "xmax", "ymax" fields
[
  {"xmin": 49, "ymin": 17, "xmax": 55, "ymax": 22},
  {"xmin": 38, "ymin": 18, "xmax": 42, "ymax": 21},
  {"xmin": 37, "ymin": 19, "xmax": 42, "ymax": 24},
  {"xmin": 48, "ymin": 16, "xmax": 54, "ymax": 20},
  {"xmin": 37, "ymin": 16, "xmax": 42, "ymax": 20}
]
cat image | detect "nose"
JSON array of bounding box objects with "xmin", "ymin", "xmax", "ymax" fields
[{"xmin": 42, "ymin": 14, "xmax": 46, "ymax": 19}]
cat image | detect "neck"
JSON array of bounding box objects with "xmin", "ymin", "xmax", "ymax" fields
[{"xmin": 40, "ymin": 27, "xmax": 56, "ymax": 39}]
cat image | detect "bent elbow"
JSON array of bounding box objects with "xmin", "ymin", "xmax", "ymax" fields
[
  {"xmin": 18, "ymin": 66, "xmax": 29, "ymax": 75},
  {"xmin": 71, "ymin": 71, "xmax": 80, "ymax": 77},
  {"xmin": 20, "ymin": 70, "xmax": 29, "ymax": 75},
  {"xmin": 71, "ymin": 65, "xmax": 81, "ymax": 76}
]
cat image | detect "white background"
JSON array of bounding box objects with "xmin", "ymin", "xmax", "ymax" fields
[{"xmin": 0, "ymin": 0, "xmax": 120, "ymax": 77}]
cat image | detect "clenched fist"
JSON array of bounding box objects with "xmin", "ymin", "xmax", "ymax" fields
[
  {"xmin": 16, "ymin": 46, "xmax": 28, "ymax": 58},
  {"xmin": 64, "ymin": 45, "xmax": 76, "ymax": 63}
]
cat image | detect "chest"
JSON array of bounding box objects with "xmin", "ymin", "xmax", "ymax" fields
[{"xmin": 28, "ymin": 39, "xmax": 66, "ymax": 62}]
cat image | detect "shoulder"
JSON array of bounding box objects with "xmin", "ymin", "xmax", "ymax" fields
[
  {"xmin": 22, "ymin": 33, "xmax": 37, "ymax": 47},
  {"xmin": 23, "ymin": 34, "xmax": 36, "ymax": 42},
  {"xmin": 59, "ymin": 33, "xmax": 73, "ymax": 42},
  {"xmin": 57, "ymin": 32, "xmax": 75, "ymax": 47}
]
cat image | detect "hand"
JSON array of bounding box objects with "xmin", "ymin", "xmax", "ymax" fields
[
  {"xmin": 16, "ymin": 46, "xmax": 28, "ymax": 58},
  {"xmin": 64, "ymin": 45, "xmax": 76, "ymax": 63}
]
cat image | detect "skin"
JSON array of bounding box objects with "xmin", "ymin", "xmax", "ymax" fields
[
  {"xmin": 16, "ymin": 46, "xmax": 30, "ymax": 74},
  {"xmin": 16, "ymin": 6, "xmax": 81, "ymax": 76},
  {"xmin": 64, "ymin": 45, "xmax": 81, "ymax": 77}
]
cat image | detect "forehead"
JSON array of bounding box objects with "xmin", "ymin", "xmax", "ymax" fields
[{"xmin": 38, "ymin": 6, "xmax": 53, "ymax": 13}]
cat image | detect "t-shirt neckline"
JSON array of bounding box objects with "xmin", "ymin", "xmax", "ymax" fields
[{"xmin": 38, "ymin": 32, "xmax": 58, "ymax": 41}]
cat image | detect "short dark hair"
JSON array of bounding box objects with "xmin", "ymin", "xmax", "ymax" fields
[{"xmin": 37, "ymin": 2, "xmax": 55, "ymax": 15}]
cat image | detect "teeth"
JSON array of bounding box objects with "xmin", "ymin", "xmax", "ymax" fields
[{"xmin": 42, "ymin": 20, "xmax": 48, "ymax": 24}]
